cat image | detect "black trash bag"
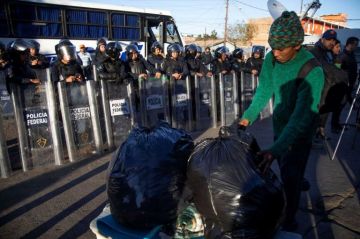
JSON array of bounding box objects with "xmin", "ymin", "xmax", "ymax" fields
[
  {"xmin": 187, "ymin": 126, "xmax": 285, "ymax": 239},
  {"xmin": 107, "ymin": 121, "xmax": 194, "ymax": 231}
]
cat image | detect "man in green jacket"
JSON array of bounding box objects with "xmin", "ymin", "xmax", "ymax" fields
[{"xmin": 239, "ymin": 11, "xmax": 324, "ymax": 231}]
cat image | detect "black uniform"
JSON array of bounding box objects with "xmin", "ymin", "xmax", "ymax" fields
[
  {"xmin": 96, "ymin": 57, "xmax": 125, "ymax": 83},
  {"xmin": 162, "ymin": 57, "xmax": 189, "ymax": 80},
  {"xmin": 147, "ymin": 53, "xmax": 164, "ymax": 74},
  {"xmin": 51, "ymin": 60, "xmax": 84, "ymax": 83},
  {"xmin": 244, "ymin": 56, "xmax": 263, "ymax": 76},
  {"xmin": 27, "ymin": 53, "xmax": 49, "ymax": 69}
]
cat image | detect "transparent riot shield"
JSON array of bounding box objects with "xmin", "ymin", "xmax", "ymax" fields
[
  {"xmin": 194, "ymin": 75, "xmax": 216, "ymax": 130},
  {"xmin": 57, "ymin": 79, "xmax": 102, "ymax": 162},
  {"xmin": 139, "ymin": 76, "xmax": 170, "ymax": 128},
  {"xmin": 170, "ymin": 76, "xmax": 192, "ymax": 131},
  {"xmin": 240, "ymin": 73, "xmax": 273, "ymax": 119},
  {"xmin": 0, "ymin": 71, "xmax": 13, "ymax": 116},
  {"xmin": 100, "ymin": 79, "xmax": 134, "ymax": 149},
  {"xmin": 240, "ymin": 72, "xmax": 256, "ymax": 115},
  {"xmin": 219, "ymin": 72, "xmax": 239, "ymax": 126},
  {"xmin": 10, "ymin": 69, "xmax": 63, "ymax": 171},
  {"xmin": 0, "ymin": 71, "xmax": 13, "ymax": 177}
]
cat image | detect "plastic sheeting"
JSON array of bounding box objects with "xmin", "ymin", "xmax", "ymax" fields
[
  {"xmin": 107, "ymin": 122, "xmax": 194, "ymax": 231},
  {"xmin": 187, "ymin": 126, "xmax": 285, "ymax": 239}
]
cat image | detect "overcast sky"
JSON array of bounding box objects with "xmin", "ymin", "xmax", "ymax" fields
[{"xmin": 87, "ymin": 0, "xmax": 360, "ymax": 36}]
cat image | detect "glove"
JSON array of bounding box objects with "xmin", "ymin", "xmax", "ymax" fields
[
  {"xmin": 238, "ymin": 118, "xmax": 249, "ymax": 131},
  {"xmin": 256, "ymin": 150, "xmax": 275, "ymax": 174}
]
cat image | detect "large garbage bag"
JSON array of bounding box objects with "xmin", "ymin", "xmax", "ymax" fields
[
  {"xmin": 187, "ymin": 127, "xmax": 285, "ymax": 239},
  {"xmin": 107, "ymin": 121, "xmax": 194, "ymax": 231}
]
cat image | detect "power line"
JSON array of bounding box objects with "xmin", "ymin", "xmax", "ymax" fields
[{"xmin": 232, "ymin": 0, "xmax": 269, "ymax": 12}]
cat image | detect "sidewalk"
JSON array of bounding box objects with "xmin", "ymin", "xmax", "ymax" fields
[{"xmin": 0, "ymin": 111, "xmax": 359, "ymax": 238}]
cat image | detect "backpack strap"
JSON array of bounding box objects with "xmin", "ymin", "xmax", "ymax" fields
[{"xmin": 295, "ymin": 58, "xmax": 321, "ymax": 86}]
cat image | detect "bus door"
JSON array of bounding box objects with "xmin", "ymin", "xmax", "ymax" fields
[
  {"xmin": 219, "ymin": 72, "xmax": 239, "ymax": 126},
  {"xmin": 170, "ymin": 76, "xmax": 192, "ymax": 131},
  {"xmin": 139, "ymin": 76, "xmax": 170, "ymax": 128},
  {"xmin": 57, "ymin": 79, "xmax": 102, "ymax": 162},
  {"xmin": 194, "ymin": 75, "xmax": 216, "ymax": 130},
  {"xmin": 10, "ymin": 69, "xmax": 63, "ymax": 171}
]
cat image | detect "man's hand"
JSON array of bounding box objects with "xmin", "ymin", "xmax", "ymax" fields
[
  {"xmin": 155, "ymin": 72, "xmax": 162, "ymax": 79},
  {"xmin": 30, "ymin": 79, "xmax": 41, "ymax": 84},
  {"xmin": 251, "ymin": 69, "xmax": 258, "ymax": 75},
  {"xmin": 257, "ymin": 151, "xmax": 275, "ymax": 174},
  {"xmin": 139, "ymin": 73, "xmax": 148, "ymax": 79},
  {"xmin": 238, "ymin": 118, "xmax": 249, "ymax": 131}
]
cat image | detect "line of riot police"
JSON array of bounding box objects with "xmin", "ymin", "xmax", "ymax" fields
[{"xmin": 0, "ymin": 38, "xmax": 270, "ymax": 175}]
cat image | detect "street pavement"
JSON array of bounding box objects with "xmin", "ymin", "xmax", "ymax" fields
[{"xmin": 0, "ymin": 105, "xmax": 359, "ymax": 238}]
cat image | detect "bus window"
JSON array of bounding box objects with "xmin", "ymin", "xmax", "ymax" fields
[
  {"xmin": 9, "ymin": 3, "xmax": 62, "ymax": 38},
  {"xmin": 0, "ymin": 3, "xmax": 9, "ymax": 36},
  {"xmin": 111, "ymin": 13, "xmax": 140, "ymax": 40},
  {"xmin": 66, "ymin": 9, "xmax": 107, "ymax": 39},
  {"xmin": 166, "ymin": 21, "xmax": 181, "ymax": 45}
]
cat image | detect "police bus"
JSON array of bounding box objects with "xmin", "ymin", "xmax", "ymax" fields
[{"xmin": 0, "ymin": 0, "xmax": 184, "ymax": 59}]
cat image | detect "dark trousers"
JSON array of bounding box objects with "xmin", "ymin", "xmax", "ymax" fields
[{"xmin": 277, "ymin": 140, "xmax": 312, "ymax": 224}]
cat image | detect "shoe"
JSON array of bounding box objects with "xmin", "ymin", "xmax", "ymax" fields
[
  {"xmin": 301, "ymin": 178, "xmax": 311, "ymax": 191},
  {"xmin": 282, "ymin": 220, "xmax": 298, "ymax": 232}
]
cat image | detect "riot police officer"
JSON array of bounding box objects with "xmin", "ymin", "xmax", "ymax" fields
[
  {"xmin": 52, "ymin": 40, "xmax": 84, "ymax": 83},
  {"xmin": 245, "ymin": 47, "xmax": 264, "ymax": 76},
  {"xmin": 27, "ymin": 40, "xmax": 49, "ymax": 69},
  {"xmin": 147, "ymin": 41, "xmax": 164, "ymax": 78},
  {"xmin": 96, "ymin": 41, "xmax": 125, "ymax": 82},
  {"xmin": 162, "ymin": 43, "xmax": 188, "ymax": 80},
  {"xmin": 211, "ymin": 46, "xmax": 232, "ymax": 75},
  {"xmin": 0, "ymin": 41, "xmax": 13, "ymax": 94},
  {"xmin": 185, "ymin": 44, "xmax": 211, "ymax": 77},
  {"xmin": 124, "ymin": 43, "xmax": 156, "ymax": 81},
  {"xmin": 8, "ymin": 39, "xmax": 40, "ymax": 85},
  {"xmin": 231, "ymin": 48, "xmax": 246, "ymax": 74},
  {"xmin": 94, "ymin": 37, "xmax": 108, "ymax": 65}
]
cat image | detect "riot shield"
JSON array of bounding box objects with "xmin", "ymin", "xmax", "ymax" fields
[
  {"xmin": 256, "ymin": 75, "xmax": 274, "ymax": 119},
  {"xmin": 139, "ymin": 76, "xmax": 170, "ymax": 128},
  {"xmin": 194, "ymin": 75, "xmax": 216, "ymax": 130},
  {"xmin": 10, "ymin": 68, "xmax": 63, "ymax": 171},
  {"xmin": 0, "ymin": 71, "xmax": 13, "ymax": 116},
  {"xmin": 57, "ymin": 79, "xmax": 99, "ymax": 162},
  {"xmin": 170, "ymin": 76, "xmax": 192, "ymax": 131},
  {"xmin": 219, "ymin": 72, "xmax": 239, "ymax": 126},
  {"xmin": 0, "ymin": 71, "xmax": 14, "ymax": 176},
  {"xmin": 101, "ymin": 79, "xmax": 134, "ymax": 149},
  {"xmin": 240, "ymin": 72, "xmax": 256, "ymax": 115}
]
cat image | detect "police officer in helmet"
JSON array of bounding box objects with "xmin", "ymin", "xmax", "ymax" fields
[
  {"xmin": 147, "ymin": 41, "xmax": 164, "ymax": 78},
  {"xmin": 52, "ymin": 40, "xmax": 84, "ymax": 83},
  {"xmin": 162, "ymin": 43, "xmax": 188, "ymax": 80},
  {"xmin": 96, "ymin": 41, "xmax": 125, "ymax": 83}
]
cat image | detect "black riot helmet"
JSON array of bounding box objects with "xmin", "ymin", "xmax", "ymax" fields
[
  {"xmin": 185, "ymin": 44, "xmax": 197, "ymax": 58},
  {"xmin": 28, "ymin": 39, "xmax": 40, "ymax": 54},
  {"xmin": 233, "ymin": 48, "xmax": 244, "ymax": 59},
  {"xmin": 55, "ymin": 40, "xmax": 77, "ymax": 62},
  {"xmin": 8, "ymin": 39, "xmax": 34, "ymax": 63},
  {"xmin": 214, "ymin": 46, "xmax": 229, "ymax": 58},
  {"xmin": 167, "ymin": 43, "xmax": 182, "ymax": 57},
  {"xmin": 252, "ymin": 46, "xmax": 264, "ymax": 58},
  {"xmin": 125, "ymin": 43, "xmax": 139, "ymax": 59},
  {"xmin": 106, "ymin": 41, "xmax": 122, "ymax": 59},
  {"xmin": 151, "ymin": 41, "xmax": 163, "ymax": 53}
]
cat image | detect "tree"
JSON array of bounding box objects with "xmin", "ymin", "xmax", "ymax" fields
[
  {"xmin": 228, "ymin": 22, "xmax": 257, "ymax": 44},
  {"xmin": 210, "ymin": 30, "xmax": 218, "ymax": 39}
]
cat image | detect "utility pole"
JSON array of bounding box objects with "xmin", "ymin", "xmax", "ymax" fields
[
  {"xmin": 204, "ymin": 27, "xmax": 207, "ymax": 48},
  {"xmin": 300, "ymin": 0, "xmax": 304, "ymax": 14},
  {"xmin": 224, "ymin": 0, "xmax": 229, "ymax": 47}
]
